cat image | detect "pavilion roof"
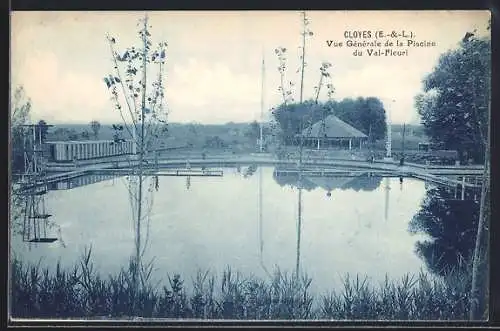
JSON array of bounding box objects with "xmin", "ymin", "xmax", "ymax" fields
[{"xmin": 300, "ymin": 115, "xmax": 367, "ymax": 138}]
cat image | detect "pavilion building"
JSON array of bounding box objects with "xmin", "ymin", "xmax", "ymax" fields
[{"xmin": 298, "ymin": 114, "xmax": 368, "ymax": 150}]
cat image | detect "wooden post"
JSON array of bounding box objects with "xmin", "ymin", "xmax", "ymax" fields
[
  {"xmin": 349, "ymin": 139, "xmax": 352, "ymax": 151},
  {"xmin": 474, "ymin": 176, "xmax": 478, "ymax": 200},
  {"xmin": 461, "ymin": 176, "xmax": 466, "ymax": 200}
]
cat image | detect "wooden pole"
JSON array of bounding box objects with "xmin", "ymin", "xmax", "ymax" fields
[
  {"xmin": 260, "ymin": 51, "xmax": 265, "ymax": 153},
  {"xmin": 461, "ymin": 176, "xmax": 465, "ymax": 200}
]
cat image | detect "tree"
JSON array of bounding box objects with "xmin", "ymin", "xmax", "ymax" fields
[
  {"xmin": 103, "ymin": 13, "xmax": 168, "ymax": 305},
  {"xmin": 326, "ymin": 97, "xmax": 387, "ymax": 142},
  {"xmin": 245, "ymin": 121, "xmax": 259, "ymax": 139},
  {"xmin": 68, "ymin": 129, "xmax": 79, "ymax": 141},
  {"xmin": 325, "ymin": 98, "xmax": 361, "ymax": 131},
  {"xmin": 469, "ymin": 24, "xmax": 491, "ymax": 320},
  {"xmin": 52, "ymin": 127, "xmax": 79, "ymax": 141},
  {"xmin": 10, "ymin": 86, "xmax": 31, "ymax": 236},
  {"xmin": 80, "ymin": 130, "xmax": 90, "ymax": 140},
  {"xmin": 90, "ymin": 120, "xmax": 101, "ymax": 140},
  {"xmin": 271, "ymin": 12, "xmax": 334, "ymax": 280},
  {"xmin": 413, "ymin": 29, "xmax": 490, "ymax": 318},
  {"xmin": 358, "ymin": 97, "xmax": 387, "ymax": 142},
  {"xmin": 415, "ymin": 34, "xmax": 490, "ymax": 164},
  {"xmin": 273, "ymin": 97, "xmax": 387, "ymax": 145},
  {"xmin": 11, "ymin": 86, "xmax": 31, "ymax": 174},
  {"xmin": 204, "ymin": 136, "xmax": 225, "ymax": 149},
  {"xmin": 272, "ymin": 100, "xmax": 330, "ymax": 144},
  {"xmin": 245, "ymin": 120, "xmax": 272, "ymax": 145},
  {"xmin": 35, "ymin": 120, "xmax": 49, "ymax": 143},
  {"xmin": 186, "ymin": 123, "xmax": 199, "ymax": 147}
]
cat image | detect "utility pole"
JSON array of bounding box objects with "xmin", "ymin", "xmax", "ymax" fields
[
  {"xmin": 400, "ymin": 123, "xmax": 406, "ymax": 166},
  {"xmin": 260, "ymin": 51, "xmax": 265, "ymax": 153}
]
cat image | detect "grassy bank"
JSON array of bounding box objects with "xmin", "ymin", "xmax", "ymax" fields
[{"xmin": 10, "ymin": 249, "xmax": 474, "ymax": 320}]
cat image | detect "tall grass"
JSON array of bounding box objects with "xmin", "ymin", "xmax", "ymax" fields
[{"xmin": 10, "ymin": 249, "xmax": 474, "ymax": 320}]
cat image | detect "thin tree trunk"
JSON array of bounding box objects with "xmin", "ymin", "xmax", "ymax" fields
[
  {"xmin": 296, "ymin": 11, "xmax": 307, "ymax": 279},
  {"xmin": 299, "ymin": 12, "xmax": 306, "ymax": 106},
  {"xmin": 134, "ymin": 14, "xmax": 148, "ymax": 300},
  {"xmin": 470, "ymin": 102, "xmax": 490, "ymax": 320}
]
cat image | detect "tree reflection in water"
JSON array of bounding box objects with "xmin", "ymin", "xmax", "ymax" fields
[
  {"xmin": 272, "ymin": 169, "xmax": 383, "ymax": 193},
  {"xmin": 242, "ymin": 164, "xmax": 258, "ymax": 178},
  {"xmin": 409, "ymin": 185, "xmax": 480, "ymax": 277}
]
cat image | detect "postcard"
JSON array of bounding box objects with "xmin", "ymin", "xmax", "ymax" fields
[{"xmin": 9, "ymin": 10, "xmax": 491, "ymax": 322}]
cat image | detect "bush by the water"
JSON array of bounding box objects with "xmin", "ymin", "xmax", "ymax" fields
[
  {"xmin": 10, "ymin": 248, "xmax": 473, "ymax": 320},
  {"xmin": 392, "ymin": 151, "xmax": 459, "ymax": 166}
]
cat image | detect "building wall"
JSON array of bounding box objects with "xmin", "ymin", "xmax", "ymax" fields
[{"xmin": 46, "ymin": 140, "xmax": 135, "ymax": 162}]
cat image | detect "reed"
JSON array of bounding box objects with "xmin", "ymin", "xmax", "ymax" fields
[{"xmin": 10, "ymin": 251, "xmax": 474, "ymax": 320}]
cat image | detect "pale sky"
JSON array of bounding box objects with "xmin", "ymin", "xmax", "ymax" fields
[{"xmin": 11, "ymin": 10, "xmax": 490, "ymax": 125}]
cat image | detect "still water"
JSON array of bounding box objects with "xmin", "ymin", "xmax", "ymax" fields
[{"xmin": 12, "ymin": 166, "xmax": 441, "ymax": 294}]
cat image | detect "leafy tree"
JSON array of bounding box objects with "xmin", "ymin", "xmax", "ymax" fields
[
  {"xmin": 272, "ymin": 97, "xmax": 387, "ymax": 145},
  {"xmin": 245, "ymin": 121, "xmax": 260, "ymax": 140},
  {"xmin": 80, "ymin": 130, "xmax": 90, "ymax": 140},
  {"xmin": 51, "ymin": 128, "xmax": 67, "ymax": 140},
  {"xmin": 326, "ymin": 98, "xmax": 361, "ymax": 131},
  {"xmin": 35, "ymin": 119, "xmax": 49, "ymax": 143},
  {"xmin": 415, "ymin": 33, "xmax": 490, "ymax": 163},
  {"xmin": 326, "ymin": 97, "xmax": 387, "ymax": 142},
  {"xmin": 245, "ymin": 120, "xmax": 272, "ymax": 145},
  {"xmin": 11, "ymin": 86, "xmax": 31, "ymax": 174},
  {"xmin": 103, "ymin": 14, "xmax": 168, "ymax": 304},
  {"xmin": 68, "ymin": 129, "xmax": 79, "ymax": 141},
  {"xmin": 358, "ymin": 97, "xmax": 387, "ymax": 141},
  {"xmin": 414, "ymin": 29, "xmax": 491, "ymax": 318},
  {"xmin": 272, "ymin": 100, "xmax": 330, "ymax": 144},
  {"xmin": 90, "ymin": 120, "xmax": 101, "ymax": 140},
  {"xmin": 10, "ymin": 86, "xmax": 31, "ymax": 237},
  {"xmin": 51, "ymin": 127, "xmax": 79, "ymax": 141},
  {"xmin": 204, "ymin": 136, "xmax": 225, "ymax": 149}
]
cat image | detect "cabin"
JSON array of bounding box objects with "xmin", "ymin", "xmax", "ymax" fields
[{"xmin": 298, "ymin": 115, "xmax": 368, "ymax": 150}]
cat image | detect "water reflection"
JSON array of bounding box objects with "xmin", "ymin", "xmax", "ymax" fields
[
  {"xmin": 257, "ymin": 166, "xmax": 271, "ymax": 278},
  {"xmin": 243, "ymin": 164, "xmax": 258, "ymax": 178},
  {"xmin": 47, "ymin": 174, "xmax": 118, "ymax": 190},
  {"xmin": 12, "ymin": 166, "xmax": 435, "ymax": 294},
  {"xmin": 272, "ymin": 169, "xmax": 383, "ymax": 193},
  {"xmin": 384, "ymin": 177, "xmax": 390, "ymax": 222},
  {"xmin": 409, "ymin": 185, "xmax": 479, "ymax": 277}
]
